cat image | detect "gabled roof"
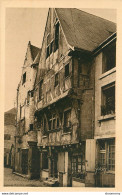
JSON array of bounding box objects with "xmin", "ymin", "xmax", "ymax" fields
[
  {"xmin": 4, "ymin": 108, "xmax": 16, "ymax": 126},
  {"xmin": 26, "ymin": 41, "xmax": 41, "ymax": 65},
  {"xmin": 55, "ymin": 8, "xmax": 116, "ymax": 52},
  {"xmin": 5, "ymin": 108, "xmax": 16, "ymax": 115},
  {"xmin": 30, "ymin": 44, "xmax": 41, "ymax": 61}
]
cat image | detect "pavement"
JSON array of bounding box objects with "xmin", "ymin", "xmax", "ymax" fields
[{"xmin": 4, "ymin": 167, "xmax": 45, "ymax": 187}]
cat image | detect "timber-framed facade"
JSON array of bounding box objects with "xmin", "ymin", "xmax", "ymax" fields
[{"xmin": 14, "ymin": 8, "xmax": 116, "ymax": 187}]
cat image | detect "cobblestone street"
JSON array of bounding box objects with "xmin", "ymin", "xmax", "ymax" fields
[{"xmin": 4, "ymin": 168, "xmax": 45, "ymax": 187}]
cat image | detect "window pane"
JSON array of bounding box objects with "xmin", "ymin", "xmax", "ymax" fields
[
  {"xmin": 101, "ymin": 84, "xmax": 115, "ymax": 116},
  {"xmin": 108, "ymin": 139, "xmax": 115, "ymax": 171},
  {"xmin": 102, "ymin": 42, "xmax": 116, "ymax": 73}
]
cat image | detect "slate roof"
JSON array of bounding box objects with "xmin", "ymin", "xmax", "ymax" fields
[
  {"xmin": 55, "ymin": 8, "xmax": 116, "ymax": 52},
  {"xmin": 4, "ymin": 108, "xmax": 16, "ymax": 126},
  {"xmin": 30, "ymin": 44, "xmax": 41, "ymax": 61},
  {"xmin": 5, "ymin": 108, "xmax": 16, "ymax": 115}
]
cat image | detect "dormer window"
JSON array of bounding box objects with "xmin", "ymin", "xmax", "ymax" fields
[
  {"xmin": 54, "ymin": 22, "xmax": 59, "ymax": 52},
  {"xmin": 22, "ymin": 72, "xmax": 26, "ymax": 85}
]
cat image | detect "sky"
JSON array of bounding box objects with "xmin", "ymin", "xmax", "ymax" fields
[{"xmin": 5, "ymin": 8, "xmax": 116, "ymax": 112}]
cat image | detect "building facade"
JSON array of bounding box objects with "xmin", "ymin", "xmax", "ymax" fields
[
  {"xmin": 14, "ymin": 8, "xmax": 116, "ymax": 187},
  {"xmin": 4, "ymin": 108, "xmax": 16, "ymax": 168},
  {"xmin": 94, "ymin": 34, "xmax": 116, "ymax": 187},
  {"xmin": 15, "ymin": 41, "xmax": 41, "ymax": 178}
]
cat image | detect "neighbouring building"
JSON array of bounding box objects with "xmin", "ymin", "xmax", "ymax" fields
[
  {"xmin": 14, "ymin": 41, "xmax": 41, "ymax": 178},
  {"xmin": 4, "ymin": 108, "xmax": 16, "ymax": 168},
  {"xmin": 14, "ymin": 8, "xmax": 116, "ymax": 187},
  {"xmin": 94, "ymin": 34, "xmax": 116, "ymax": 187}
]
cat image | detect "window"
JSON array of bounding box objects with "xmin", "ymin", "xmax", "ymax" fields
[
  {"xmin": 30, "ymin": 91, "xmax": 33, "ymax": 97},
  {"xmin": 65, "ymin": 63, "xmax": 70, "ymax": 78},
  {"xmin": 4, "ymin": 134, "xmax": 11, "ymax": 140},
  {"xmin": 72, "ymin": 155, "xmax": 84, "ymax": 178},
  {"xmin": 102, "ymin": 42, "xmax": 116, "ymax": 73},
  {"xmin": 54, "ymin": 22, "xmax": 59, "ymax": 52},
  {"xmin": 30, "ymin": 124, "xmax": 33, "ymax": 131},
  {"xmin": 50, "ymin": 40, "xmax": 53, "ymax": 55},
  {"xmin": 20, "ymin": 105, "xmax": 24, "ymax": 119},
  {"xmin": 46, "ymin": 45, "xmax": 50, "ymax": 59},
  {"xmin": 98, "ymin": 139, "xmax": 115, "ymax": 171},
  {"xmin": 22, "ymin": 72, "xmax": 26, "ymax": 85},
  {"xmin": 108, "ymin": 139, "xmax": 115, "ymax": 171},
  {"xmin": 48, "ymin": 114, "xmax": 59, "ymax": 130},
  {"xmin": 44, "ymin": 118, "xmax": 46, "ymax": 133},
  {"xmin": 99, "ymin": 140, "xmax": 106, "ymax": 168},
  {"xmin": 101, "ymin": 83, "xmax": 115, "ymax": 116},
  {"xmin": 64, "ymin": 109, "xmax": 71, "ymax": 131},
  {"xmin": 55, "ymin": 73, "xmax": 59, "ymax": 87},
  {"xmin": 39, "ymin": 80, "xmax": 43, "ymax": 101}
]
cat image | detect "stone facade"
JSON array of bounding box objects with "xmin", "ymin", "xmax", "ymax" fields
[
  {"xmin": 15, "ymin": 41, "xmax": 41, "ymax": 178},
  {"xmin": 4, "ymin": 108, "xmax": 16, "ymax": 168}
]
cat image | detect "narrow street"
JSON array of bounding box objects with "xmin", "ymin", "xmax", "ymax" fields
[{"xmin": 4, "ymin": 168, "xmax": 45, "ymax": 187}]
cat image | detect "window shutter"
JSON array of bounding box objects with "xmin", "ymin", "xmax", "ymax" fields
[{"xmin": 86, "ymin": 139, "xmax": 96, "ymax": 171}]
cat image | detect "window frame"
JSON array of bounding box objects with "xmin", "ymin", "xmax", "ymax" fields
[
  {"xmin": 29, "ymin": 124, "xmax": 33, "ymax": 131},
  {"xmin": 48, "ymin": 113, "xmax": 60, "ymax": 131},
  {"xmin": 63, "ymin": 108, "xmax": 71, "ymax": 132},
  {"xmin": 71, "ymin": 155, "xmax": 84, "ymax": 179},
  {"xmin": 98, "ymin": 139, "xmax": 115, "ymax": 172},
  {"xmin": 102, "ymin": 41, "xmax": 116, "ymax": 74},
  {"xmin": 54, "ymin": 21, "xmax": 59, "ymax": 52},
  {"xmin": 39, "ymin": 80, "xmax": 43, "ymax": 101},
  {"xmin": 101, "ymin": 82, "xmax": 115, "ymax": 116}
]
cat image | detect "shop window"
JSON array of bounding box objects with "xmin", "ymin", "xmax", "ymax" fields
[
  {"xmin": 102, "ymin": 42, "xmax": 116, "ymax": 73},
  {"xmin": 65, "ymin": 63, "xmax": 70, "ymax": 78},
  {"xmin": 98, "ymin": 139, "xmax": 115, "ymax": 171},
  {"xmin": 4, "ymin": 134, "xmax": 11, "ymax": 140},
  {"xmin": 101, "ymin": 83, "xmax": 115, "ymax": 116},
  {"xmin": 72, "ymin": 155, "xmax": 84, "ymax": 178},
  {"xmin": 39, "ymin": 80, "xmax": 43, "ymax": 101},
  {"xmin": 64, "ymin": 109, "xmax": 71, "ymax": 132},
  {"xmin": 54, "ymin": 22, "xmax": 59, "ymax": 52},
  {"xmin": 55, "ymin": 73, "xmax": 59, "ymax": 87},
  {"xmin": 22, "ymin": 72, "xmax": 26, "ymax": 85}
]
